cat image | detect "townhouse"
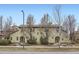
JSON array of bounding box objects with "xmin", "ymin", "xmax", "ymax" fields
[{"xmin": 9, "ymin": 24, "xmax": 70, "ymax": 45}]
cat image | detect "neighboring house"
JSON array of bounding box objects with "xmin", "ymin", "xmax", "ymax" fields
[
  {"xmin": 0, "ymin": 31, "xmax": 6, "ymax": 40},
  {"xmin": 9, "ymin": 25, "xmax": 70, "ymax": 44},
  {"xmin": 0, "ymin": 25, "xmax": 19, "ymax": 41}
]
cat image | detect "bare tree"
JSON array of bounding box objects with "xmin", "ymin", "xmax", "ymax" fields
[
  {"xmin": 3, "ymin": 16, "xmax": 12, "ymax": 39},
  {"xmin": 3, "ymin": 16, "xmax": 12, "ymax": 31},
  {"xmin": 53, "ymin": 5, "xmax": 62, "ymax": 25},
  {"xmin": 26, "ymin": 15, "xmax": 35, "ymax": 44},
  {"xmin": 41, "ymin": 14, "xmax": 49, "ymax": 26},
  {"xmin": 53, "ymin": 5, "xmax": 63, "ymax": 47},
  {"xmin": 68, "ymin": 15, "xmax": 76, "ymax": 42},
  {"xmin": 40, "ymin": 14, "xmax": 50, "ymax": 44},
  {"xmin": 63, "ymin": 15, "xmax": 76, "ymax": 43},
  {"xmin": 27, "ymin": 15, "xmax": 34, "ymax": 26},
  {"xmin": 53, "ymin": 5, "xmax": 63, "ymax": 37},
  {"xmin": 63, "ymin": 17, "xmax": 69, "ymax": 33}
]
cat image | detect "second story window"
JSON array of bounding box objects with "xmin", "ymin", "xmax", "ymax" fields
[{"xmin": 62, "ymin": 38, "xmax": 64, "ymax": 41}]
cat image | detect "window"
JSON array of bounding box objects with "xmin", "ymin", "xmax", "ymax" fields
[
  {"xmin": 11, "ymin": 37, "xmax": 12, "ymax": 40},
  {"xmin": 41, "ymin": 32, "xmax": 43, "ymax": 34},
  {"xmin": 52, "ymin": 37, "xmax": 53, "ymax": 39},
  {"xmin": 20, "ymin": 36, "xmax": 25, "ymax": 42},
  {"xmin": 16, "ymin": 37, "xmax": 18, "ymax": 41},
  {"xmin": 7, "ymin": 37, "xmax": 9, "ymax": 40},
  {"xmin": 55, "ymin": 36, "xmax": 60, "ymax": 43}
]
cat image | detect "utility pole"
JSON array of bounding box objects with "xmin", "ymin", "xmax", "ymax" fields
[{"xmin": 21, "ymin": 10, "xmax": 25, "ymax": 49}]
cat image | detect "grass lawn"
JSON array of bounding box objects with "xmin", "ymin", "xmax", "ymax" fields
[{"xmin": 0, "ymin": 47, "xmax": 79, "ymax": 52}]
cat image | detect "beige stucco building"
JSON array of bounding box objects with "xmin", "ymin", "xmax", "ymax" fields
[{"xmin": 9, "ymin": 25, "xmax": 70, "ymax": 45}]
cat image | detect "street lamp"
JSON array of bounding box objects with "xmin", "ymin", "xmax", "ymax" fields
[{"xmin": 21, "ymin": 10, "xmax": 25, "ymax": 49}]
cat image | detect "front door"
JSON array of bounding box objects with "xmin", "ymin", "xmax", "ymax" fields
[
  {"xmin": 20, "ymin": 36, "xmax": 25, "ymax": 43},
  {"xmin": 55, "ymin": 36, "xmax": 60, "ymax": 43}
]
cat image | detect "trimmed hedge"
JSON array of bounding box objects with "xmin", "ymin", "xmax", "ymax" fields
[
  {"xmin": 40, "ymin": 37, "xmax": 48, "ymax": 45},
  {"xmin": 0, "ymin": 39, "xmax": 11, "ymax": 45},
  {"xmin": 27, "ymin": 37, "xmax": 37, "ymax": 44}
]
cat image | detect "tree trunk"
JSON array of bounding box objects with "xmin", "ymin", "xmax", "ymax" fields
[
  {"xmin": 30, "ymin": 27, "xmax": 32, "ymax": 40},
  {"xmin": 45, "ymin": 27, "xmax": 48, "ymax": 44}
]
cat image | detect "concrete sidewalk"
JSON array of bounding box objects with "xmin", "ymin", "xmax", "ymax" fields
[
  {"xmin": 0, "ymin": 45, "xmax": 78, "ymax": 48},
  {"xmin": 0, "ymin": 51, "xmax": 79, "ymax": 54}
]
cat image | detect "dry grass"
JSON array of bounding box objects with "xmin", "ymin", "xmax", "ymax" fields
[{"xmin": 0, "ymin": 47, "xmax": 79, "ymax": 52}]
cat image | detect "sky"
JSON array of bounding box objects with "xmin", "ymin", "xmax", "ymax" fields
[{"xmin": 0, "ymin": 4, "xmax": 79, "ymax": 26}]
